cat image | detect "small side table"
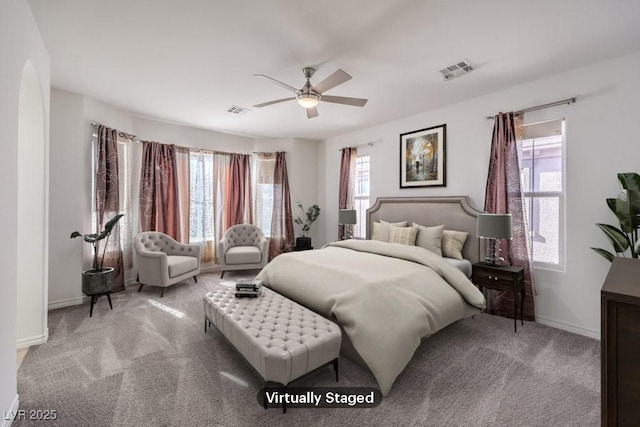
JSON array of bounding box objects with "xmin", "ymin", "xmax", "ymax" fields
[
  {"xmin": 88, "ymin": 292, "xmax": 113, "ymax": 317},
  {"xmin": 472, "ymin": 263, "xmax": 525, "ymax": 332}
]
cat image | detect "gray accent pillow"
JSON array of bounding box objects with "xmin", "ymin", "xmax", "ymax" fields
[
  {"xmin": 371, "ymin": 220, "xmax": 408, "ymax": 242},
  {"xmin": 412, "ymin": 223, "xmax": 444, "ymax": 256},
  {"xmin": 442, "ymin": 230, "xmax": 469, "ymax": 260}
]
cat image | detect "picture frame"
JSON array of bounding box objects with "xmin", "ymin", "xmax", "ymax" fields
[{"xmin": 399, "ymin": 124, "xmax": 446, "ymax": 188}]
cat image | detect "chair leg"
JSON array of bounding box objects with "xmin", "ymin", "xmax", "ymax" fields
[
  {"xmin": 138, "ymin": 283, "xmax": 144, "ymax": 293},
  {"xmin": 160, "ymin": 288, "xmax": 165, "ymax": 298},
  {"xmin": 106, "ymin": 292, "xmax": 113, "ymax": 310},
  {"xmin": 220, "ymin": 271, "xmax": 225, "ymax": 279},
  {"xmin": 194, "ymin": 275, "xmax": 198, "ymax": 283}
]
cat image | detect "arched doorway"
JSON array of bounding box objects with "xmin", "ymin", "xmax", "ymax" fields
[{"xmin": 16, "ymin": 61, "xmax": 48, "ymax": 348}]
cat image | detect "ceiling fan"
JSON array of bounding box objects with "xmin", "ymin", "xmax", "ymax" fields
[{"xmin": 253, "ymin": 67, "xmax": 368, "ymax": 119}]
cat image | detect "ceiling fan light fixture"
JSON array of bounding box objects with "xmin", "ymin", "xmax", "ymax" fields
[{"xmin": 296, "ymin": 92, "xmax": 320, "ymax": 109}]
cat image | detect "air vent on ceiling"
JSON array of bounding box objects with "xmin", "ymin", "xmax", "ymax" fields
[
  {"xmin": 439, "ymin": 59, "xmax": 474, "ymax": 81},
  {"xmin": 227, "ymin": 105, "xmax": 251, "ymax": 115}
]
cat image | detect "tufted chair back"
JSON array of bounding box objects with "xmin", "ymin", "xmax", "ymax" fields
[
  {"xmin": 133, "ymin": 231, "xmax": 198, "ymax": 257},
  {"xmin": 220, "ymin": 225, "xmax": 265, "ymax": 249}
]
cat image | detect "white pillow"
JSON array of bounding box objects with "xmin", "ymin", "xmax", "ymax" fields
[
  {"xmin": 371, "ymin": 220, "xmax": 408, "ymax": 242},
  {"xmin": 412, "ymin": 223, "xmax": 444, "ymax": 256}
]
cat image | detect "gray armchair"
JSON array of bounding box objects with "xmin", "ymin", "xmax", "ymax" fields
[
  {"xmin": 218, "ymin": 224, "xmax": 268, "ymax": 278},
  {"xmin": 133, "ymin": 231, "xmax": 201, "ymax": 297}
]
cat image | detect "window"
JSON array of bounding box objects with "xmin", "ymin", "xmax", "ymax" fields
[
  {"xmin": 518, "ymin": 118, "xmax": 565, "ymax": 269},
  {"xmin": 189, "ymin": 150, "xmax": 214, "ymax": 244},
  {"xmin": 116, "ymin": 136, "xmax": 133, "ymax": 268},
  {"xmin": 354, "ymin": 155, "xmax": 370, "ymax": 238},
  {"xmin": 254, "ymin": 156, "xmax": 276, "ymax": 238}
]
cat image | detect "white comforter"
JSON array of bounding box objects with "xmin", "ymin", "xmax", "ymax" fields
[{"xmin": 256, "ymin": 240, "xmax": 486, "ymax": 395}]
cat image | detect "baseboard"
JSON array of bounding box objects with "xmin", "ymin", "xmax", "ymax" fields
[
  {"xmin": 16, "ymin": 329, "xmax": 48, "ymax": 349},
  {"xmin": 536, "ymin": 315, "xmax": 600, "ymax": 340},
  {"xmin": 1, "ymin": 393, "xmax": 19, "ymax": 427},
  {"xmin": 48, "ymin": 295, "xmax": 87, "ymax": 310},
  {"xmin": 200, "ymin": 265, "xmax": 220, "ymax": 274}
]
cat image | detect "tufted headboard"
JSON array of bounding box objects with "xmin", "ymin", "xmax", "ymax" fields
[{"xmin": 366, "ymin": 196, "xmax": 484, "ymax": 263}]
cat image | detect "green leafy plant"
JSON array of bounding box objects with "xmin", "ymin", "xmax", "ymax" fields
[
  {"xmin": 70, "ymin": 214, "xmax": 124, "ymax": 271},
  {"xmin": 591, "ymin": 173, "xmax": 640, "ymax": 262},
  {"xmin": 294, "ymin": 202, "xmax": 321, "ymax": 237}
]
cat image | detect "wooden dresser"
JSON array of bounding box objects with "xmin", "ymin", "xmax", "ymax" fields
[{"xmin": 601, "ymin": 257, "xmax": 640, "ymax": 426}]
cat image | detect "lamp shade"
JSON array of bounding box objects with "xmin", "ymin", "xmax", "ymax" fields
[
  {"xmin": 297, "ymin": 93, "xmax": 320, "ymax": 108},
  {"xmin": 477, "ymin": 213, "xmax": 512, "ymax": 239},
  {"xmin": 338, "ymin": 209, "xmax": 357, "ymax": 225}
]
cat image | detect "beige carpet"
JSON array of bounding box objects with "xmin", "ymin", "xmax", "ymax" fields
[{"xmin": 16, "ymin": 271, "xmax": 600, "ymax": 426}]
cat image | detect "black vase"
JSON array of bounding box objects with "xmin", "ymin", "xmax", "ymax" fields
[
  {"xmin": 81, "ymin": 267, "xmax": 114, "ymax": 295},
  {"xmin": 296, "ymin": 237, "xmax": 312, "ymax": 251}
]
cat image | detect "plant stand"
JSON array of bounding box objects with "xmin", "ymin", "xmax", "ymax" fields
[{"xmin": 88, "ymin": 291, "xmax": 113, "ymax": 317}]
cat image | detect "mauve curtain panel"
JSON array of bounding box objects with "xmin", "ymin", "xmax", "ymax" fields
[
  {"xmin": 225, "ymin": 153, "xmax": 253, "ymax": 229},
  {"xmin": 95, "ymin": 125, "xmax": 125, "ymax": 292},
  {"xmin": 338, "ymin": 147, "xmax": 357, "ymax": 240},
  {"xmin": 138, "ymin": 141, "xmax": 181, "ymax": 240},
  {"xmin": 265, "ymin": 152, "xmax": 295, "ymax": 259},
  {"xmin": 484, "ymin": 112, "xmax": 535, "ymax": 321}
]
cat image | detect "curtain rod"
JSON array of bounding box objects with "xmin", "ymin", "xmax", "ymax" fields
[
  {"xmin": 337, "ymin": 140, "xmax": 378, "ymax": 151},
  {"xmin": 91, "ymin": 121, "xmax": 271, "ymax": 157},
  {"xmin": 91, "ymin": 121, "xmax": 138, "ymax": 141},
  {"xmin": 485, "ymin": 96, "xmax": 578, "ymax": 120}
]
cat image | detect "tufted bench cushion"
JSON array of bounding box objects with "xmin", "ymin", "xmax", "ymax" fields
[{"xmin": 203, "ymin": 286, "xmax": 341, "ymax": 386}]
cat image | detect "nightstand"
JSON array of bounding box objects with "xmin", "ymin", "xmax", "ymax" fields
[{"xmin": 472, "ymin": 263, "xmax": 525, "ymax": 332}]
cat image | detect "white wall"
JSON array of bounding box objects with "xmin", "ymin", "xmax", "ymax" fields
[
  {"xmin": 0, "ymin": 0, "xmax": 50, "ymax": 423},
  {"xmin": 48, "ymin": 89, "xmax": 85, "ymax": 308},
  {"xmin": 133, "ymin": 117, "xmax": 254, "ymax": 153},
  {"xmin": 318, "ymin": 50, "xmax": 640, "ymax": 338},
  {"xmin": 253, "ymin": 138, "xmax": 320, "ymax": 245},
  {"xmin": 16, "ymin": 62, "xmax": 48, "ymax": 348}
]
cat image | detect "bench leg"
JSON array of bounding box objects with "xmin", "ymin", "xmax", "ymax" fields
[
  {"xmin": 333, "ymin": 358, "xmax": 339, "ymax": 382},
  {"xmin": 263, "ymin": 382, "xmax": 287, "ymax": 413}
]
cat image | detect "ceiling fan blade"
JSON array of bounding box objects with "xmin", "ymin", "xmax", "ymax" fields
[
  {"xmin": 306, "ymin": 106, "xmax": 319, "ymax": 119},
  {"xmin": 312, "ymin": 69, "xmax": 352, "ymax": 94},
  {"xmin": 321, "ymin": 95, "xmax": 368, "ymax": 107},
  {"xmin": 253, "ymin": 74, "xmax": 298, "ymax": 93},
  {"xmin": 253, "ymin": 97, "xmax": 296, "ymax": 108}
]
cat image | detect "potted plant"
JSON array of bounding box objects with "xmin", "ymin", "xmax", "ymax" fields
[
  {"xmin": 591, "ymin": 173, "xmax": 640, "ymax": 262},
  {"xmin": 294, "ymin": 202, "xmax": 320, "ymax": 250},
  {"xmin": 71, "ymin": 214, "xmax": 124, "ymax": 294}
]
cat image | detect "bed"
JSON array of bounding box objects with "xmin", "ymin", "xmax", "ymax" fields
[{"xmin": 256, "ymin": 196, "xmax": 486, "ymax": 396}]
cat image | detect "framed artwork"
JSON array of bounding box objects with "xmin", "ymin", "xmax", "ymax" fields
[{"xmin": 399, "ymin": 124, "xmax": 446, "ymax": 188}]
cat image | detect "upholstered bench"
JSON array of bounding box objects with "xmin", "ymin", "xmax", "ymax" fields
[{"xmin": 203, "ymin": 286, "xmax": 341, "ymax": 405}]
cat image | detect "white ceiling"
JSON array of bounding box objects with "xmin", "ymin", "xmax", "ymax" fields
[{"xmin": 28, "ymin": 0, "xmax": 640, "ymax": 140}]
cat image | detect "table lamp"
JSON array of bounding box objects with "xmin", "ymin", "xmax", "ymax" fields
[
  {"xmin": 477, "ymin": 213, "xmax": 512, "ymax": 266},
  {"xmin": 338, "ymin": 209, "xmax": 357, "ymax": 240}
]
